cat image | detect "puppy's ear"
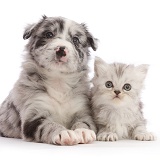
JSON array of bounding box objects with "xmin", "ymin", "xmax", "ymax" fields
[
  {"xmin": 81, "ymin": 23, "xmax": 98, "ymax": 51},
  {"xmin": 87, "ymin": 35, "xmax": 98, "ymax": 51},
  {"xmin": 23, "ymin": 15, "xmax": 47, "ymax": 40},
  {"xmin": 23, "ymin": 23, "xmax": 36, "ymax": 40},
  {"xmin": 94, "ymin": 56, "xmax": 107, "ymax": 77}
]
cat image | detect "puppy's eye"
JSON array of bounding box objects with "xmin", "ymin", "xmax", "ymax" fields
[
  {"xmin": 123, "ymin": 83, "xmax": 131, "ymax": 91},
  {"xmin": 73, "ymin": 37, "xmax": 80, "ymax": 44},
  {"xmin": 45, "ymin": 32, "xmax": 54, "ymax": 38},
  {"xmin": 105, "ymin": 81, "xmax": 113, "ymax": 88}
]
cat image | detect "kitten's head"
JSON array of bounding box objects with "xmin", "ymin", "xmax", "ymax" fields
[{"xmin": 92, "ymin": 57, "xmax": 149, "ymax": 107}]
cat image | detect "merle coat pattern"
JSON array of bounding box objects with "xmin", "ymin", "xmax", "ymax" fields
[{"xmin": 0, "ymin": 16, "xmax": 97, "ymax": 145}]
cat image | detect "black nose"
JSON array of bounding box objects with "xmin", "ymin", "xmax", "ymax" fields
[
  {"xmin": 114, "ymin": 90, "xmax": 121, "ymax": 95},
  {"xmin": 56, "ymin": 46, "xmax": 66, "ymax": 57}
]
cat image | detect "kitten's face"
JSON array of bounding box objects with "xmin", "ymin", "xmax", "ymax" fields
[{"xmin": 92, "ymin": 57, "xmax": 148, "ymax": 107}]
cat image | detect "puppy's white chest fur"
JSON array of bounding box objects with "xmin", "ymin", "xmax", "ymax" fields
[
  {"xmin": 45, "ymin": 73, "xmax": 72, "ymax": 98},
  {"xmin": 47, "ymin": 78, "xmax": 70, "ymax": 96},
  {"xmin": 44, "ymin": 76, "xmax": 82, "ymax": 128}
]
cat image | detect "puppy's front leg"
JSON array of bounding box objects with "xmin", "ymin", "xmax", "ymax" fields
[
  {"xmin": 71, "ymin": 113, "xmax": 97, "ymax": 144},
  {"xmin": 22, "ymin": 105, "xmax": 80, "ymax": 145}
]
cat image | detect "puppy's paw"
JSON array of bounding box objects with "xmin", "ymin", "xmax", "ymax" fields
[
  {"xmin": 52, "ymin": 130, "xmax": 80, "ymax": 145},
  {"xmin": 97, "ymin": 132, "xmax": 118, "ymax": 141},
  {"xmin": 74, "ymin": 128, "xmax": 96, "ymax": 144},
  {"xmin": 134, "ymin": 132, "xmax": 155, "ymax": 141}
]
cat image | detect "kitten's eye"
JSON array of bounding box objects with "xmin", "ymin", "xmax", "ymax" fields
[
  {"xmin": 123, "ymin": 83, "xmax": 131, "ymax": 91},
  {"xmin": 45, "ymin": 32, "xmax": 54, "ymax": 38},
  {"xmin": 73, "ymin": 37, "xmax": 80, "ymax": 44},
  {"xmin": 105, "ymin": 81, "xmax": 113, "ymax": 88}
]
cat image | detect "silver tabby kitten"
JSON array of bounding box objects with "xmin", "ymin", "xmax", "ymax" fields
[{"xmin": 91, "ymin": 56, "xmax": 155, "ymax": 141}]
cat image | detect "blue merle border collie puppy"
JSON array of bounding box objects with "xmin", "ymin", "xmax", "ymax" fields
[{"xmin": 0, "ymin": 15, "xmax": 98, "ymax": 145}]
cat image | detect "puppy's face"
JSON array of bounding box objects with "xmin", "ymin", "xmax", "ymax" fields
[{"xmin": 23, "ymin": 16, "xmax": 97, "ymax": 73}]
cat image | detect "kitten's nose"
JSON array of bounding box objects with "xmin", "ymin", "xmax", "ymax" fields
[{"xmin": 114, "ymin": 90, "xmax": 121, "ymax": 95}]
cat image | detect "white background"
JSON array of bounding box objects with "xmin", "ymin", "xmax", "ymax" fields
[{"xmin": 0, "ymin": 0, "xmax": 160, "ymax": 159}]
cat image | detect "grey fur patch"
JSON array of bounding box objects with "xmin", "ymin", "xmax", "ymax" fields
[
  {"xmin": 0, "ymin": 131, "xmax": 5, "ymax": 137},
  {"xmin": 9, "ymin": 102, "xmax": 21, "ymax": 127},
  {"xmin": 23, "ymin": 117, "xmax": 45, "ymax": 139}
]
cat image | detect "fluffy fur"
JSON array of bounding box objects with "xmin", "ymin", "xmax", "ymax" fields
[
  {"xmin": 91, "ymin": 56, "xmax": 155, "ymax": 141},
  {"xmin": 0, "ymin": 16, "xmax": 98, "ymax": 145}
]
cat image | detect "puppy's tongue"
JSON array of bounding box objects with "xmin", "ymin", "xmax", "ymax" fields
[{"xmin": 60, "ymin": 56, "xmax": 68, "ymax": 62}]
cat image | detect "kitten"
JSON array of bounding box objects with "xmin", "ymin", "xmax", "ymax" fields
[{"xmin": 91, "ymin": 56, "xmax": 155, "ymax": 141}]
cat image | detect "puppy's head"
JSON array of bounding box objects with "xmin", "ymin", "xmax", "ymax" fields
[{"xmin": 23, "ymin": 16, "xmax": 98, "ymax": 73}]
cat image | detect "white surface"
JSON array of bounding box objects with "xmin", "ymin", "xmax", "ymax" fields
[
  {"xmin": 0, "ymin": 137, "xmax": 160, "ymax": 160},
  {"xmin": 0, "ymin": 0, "xmax": 160, "ymax": 159}
]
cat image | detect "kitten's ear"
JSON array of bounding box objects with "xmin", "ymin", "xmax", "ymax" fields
[
  {"xmin": 136, "ymin": 64, "xmax": 149, "ymax": 82},
  {"xmin": 94, "ymin": 56, "xmax": 107, "ymax": 77}
]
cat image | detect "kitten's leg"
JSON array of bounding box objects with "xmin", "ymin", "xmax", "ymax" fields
[
  {"xmin": 71, "ymin": 111, "xmax": 97, "ymax": 144},
  {"xmin": 97, "ymin": 132, "xmax": 118, "ymax": 141},
  {"xmin": 97, "ymin": 126, "xmax": 118, "ymax": 141},
  {"xmin": 0, "ymin": 99, "xmax": 21, "ymax": 138},
  {"xmin": 132, "ymin": 125, "xmax": 155, "ymax": 141},
  {"xmin": 22, "ymin": 104, "xmax": 81, "ymax": 145}
]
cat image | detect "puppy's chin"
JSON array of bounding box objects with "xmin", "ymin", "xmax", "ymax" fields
[{"xmin": 48, "ymin": 60, "xmax": 79, "ymax": 73}]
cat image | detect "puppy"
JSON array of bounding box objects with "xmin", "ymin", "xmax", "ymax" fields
[{"xmin": 0, "ymin": 16, "xmax": 97, "ymax": 145}]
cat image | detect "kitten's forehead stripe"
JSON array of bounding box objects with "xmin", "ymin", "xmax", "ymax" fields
[{"xmin": 114, "ymin": 63, "xmax": 129, "ymax": 78}]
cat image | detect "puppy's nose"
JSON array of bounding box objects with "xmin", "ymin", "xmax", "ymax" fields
[
  {"xmin": 114, "ymin": 90, "xmax": 121, "ymax": 95},
  {"xmin": 59, "ymin": 46, "xmax": 65, "ymax": 51},
  {"xmin": 56, "ymin": 46, "xmax": 66, "ymax": 57}
]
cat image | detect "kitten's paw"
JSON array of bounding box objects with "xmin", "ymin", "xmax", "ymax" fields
[
  {"xmin": 52, "ymin": 130, "xmax": 80, "ymax": 145},
  {"xmin": 97, "ymin": 132, "xmax": 118, "ymax": 141},
  {"xmin": 74, "ymin": 128, "xmax": 96, "ymax": 144},
  {"xmin": 134, "ymin": 132, "xmax": 155, "ymax": 141}
]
